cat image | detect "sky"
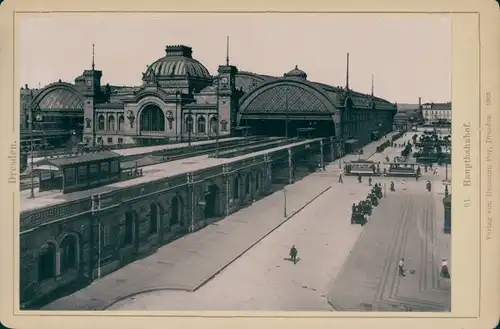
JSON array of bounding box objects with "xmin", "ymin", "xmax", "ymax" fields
[{"xmin": 18, "ymin": 13, "xmax": 451, "ymax": 104}]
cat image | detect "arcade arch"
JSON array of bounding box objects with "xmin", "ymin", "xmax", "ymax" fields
[
  {"xmin": 59, "ymin": 234, "xmax": 78, "ymax": 273},
  {"xmin": 37, "ymin": 242, "xmax": 57, "ymax": 282},
  {"xmin": 171, "ymin": 195, "xmax": 184, "ymax": 226}
]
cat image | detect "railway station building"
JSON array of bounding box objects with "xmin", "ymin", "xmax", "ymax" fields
[{"xmin": 20, "ymin": 44, "xmax": 397, "ymax": 153}]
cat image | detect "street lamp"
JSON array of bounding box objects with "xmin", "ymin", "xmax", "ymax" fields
[
  {"xmin": 28, "ymin": 109, "xmax": 43, "ymax": 199},
  {"xmin": 187, "ymin": 113, "xmax": 192, "ymax": 148},
  {"xmin": 285, "ymin": 85, "xmax": 289, "ymax": 140},
  {"xmin": 283, "ymin": 188, "xmax": 287, "ymax": 218}
]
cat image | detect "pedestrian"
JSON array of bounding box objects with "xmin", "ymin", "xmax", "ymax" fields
[
  {"xmin": 338, "ymin": 173, "xmax": 343, "ymax": 183},
  {"xmin": 402, "ymin": 179, "xmax": 407, "ymax": 191},
  {"xmin": 358, "ymin": 174, "xmax": 362, "ymax": 183},
  {"xmin": 399, "ymin": 258, "xmax": 406, "ymax": 277},
  {"xmin": 440, "ymin": 258, "xmax": 450, "ymax": 278},
  {"xmin": 368, "ymin": 176, "xmax": 372, "ymax": 186},
  {"xmin": 289, "ymin": 245, "xmax": 298, "ymax": 264}
]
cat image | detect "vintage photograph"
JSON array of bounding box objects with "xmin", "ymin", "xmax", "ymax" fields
[{"xmin": 18, "ymin": 13, "xmax": 452, "ymax": 312}]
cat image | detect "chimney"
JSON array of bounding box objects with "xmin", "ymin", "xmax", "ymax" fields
[
  {"xmin": 418, "ymin": 97, "xmax": 421, "ymax": 107},
  {"xmin": 25, "ymin": 84, "xmax": 29, "ymax": 90}
]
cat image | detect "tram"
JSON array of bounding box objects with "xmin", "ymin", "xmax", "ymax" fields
[
  {"xmin": 344, "ymin": 160, "xmax": 381, "ymax": 176},
  {"xmin": 384, "ymin": 162, "xmax": 418, "ymax": 177}
]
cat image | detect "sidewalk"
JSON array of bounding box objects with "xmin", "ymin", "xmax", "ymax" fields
[{"xmin": 43, "ymin": 173, "xmax": 333, "ymax": 310}]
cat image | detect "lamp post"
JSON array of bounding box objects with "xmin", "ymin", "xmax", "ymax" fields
[
  {"xmin": 285, "ymin": 85, "xmax": 289, "ymax": 140},
  {"xmin": 187, "ymin": 111, "xmax": 192, "ymax": 148},
  {"xmin": 28, "ymin": 109, "xmax": 43, "ymax": 199},
  {"xmin": 175, "ymin": 91, "xmax": 180, "ymax": 142},
  {"xmin": 283, "ymin": 188, "xmax": 287, "ymax": 218}
]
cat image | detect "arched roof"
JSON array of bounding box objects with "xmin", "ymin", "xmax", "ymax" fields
[
  {"xmin": 239, "ymin": 79, "xmax": 337, "ymax": 114},
  {"xmin": 32, "ymin": 82, "xmax": 84, "ymax": 111}
]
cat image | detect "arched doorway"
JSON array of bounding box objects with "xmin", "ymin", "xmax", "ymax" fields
[
  {"xmin": 60, "ymin": 234, "xmax": 78, "ymax": 274},
  {"xmin": 108, "ymin": 116, "xmax": 116, "ymax": 132},
  {"xmin": 233, "ymin": 176, "xmax": 240, "ymax": 199},
  {"xmin": 98, "ymin": 115, "xmax": 105, "ymax": 131},
  {"xmin": 123, "ymin": 211, "xmax": 137, "ymax": 246},
  {"xmin": 118, "ymin": 115, "xmax": 125, "ymax": 131},
  {"xmin": 171, "ymin": 195, "xmax": 184, "ymax": 226},
  {"xmin": 197, "ymin": 117, "xmax": 206, "ymax": 134},
  {"xmin": 185, "ymin": 116, "xmax": 194, "ymax": 133},
  {"xmin": 209, "ymin": 117, "xmax": 217, "ymax": 134},
  {"xmin": 204, "ymin": 184, "xmax": 220, "ymax": 218},
  {"xmin": 140, "ymin": 105, "xmax": 165, "ymax": 133},
  {"xmin": 149, "ymin": 203, "xmax": 159, "ymax": 235},
  {"xmin": 38, "ymin": 242, "xmax": 57, "ymax": 282},
  {"xmin": 245, "ymin": 173, "xmax": 251, "ymax": 196}
]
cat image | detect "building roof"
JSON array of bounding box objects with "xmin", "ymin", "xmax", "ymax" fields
[
  {"xmin": 283, "ymin": 65, "xmax": 307, "ymax": 80},
  {"xmin": 34, "ymin": 84, "xmax": 84, "ymax": 111},
  {"xmin": 239, "ymin": 76, "xmax": 396, "ymax": 115},
  {"xmin": 44, "ymin": 151, "xmax": 121, "ymax": 167},
  {"xmin": 397, "ymin": 103, "xmax": 420, "ymax": 111},
  {"xmin": 144, "ymin": 45, "xmax": 211, "ymax": 80}
]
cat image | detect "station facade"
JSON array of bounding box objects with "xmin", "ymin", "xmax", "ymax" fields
[{"xmin": 20, "ymin": 44, "xmax": 397, "ymax": 151}]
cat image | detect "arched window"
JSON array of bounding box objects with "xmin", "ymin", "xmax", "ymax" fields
[
  {"xmin": 185, "ymin": 116, "xmax": 193, "ymax": 133},
  {"xmin": 209, "ymin": 117, "xmax": 217, "ymax": 134},
  {"xmin": 221, "ymin": 120, "xmax": 228, "ymax": 132},
  {"xmin": 233, "ymin": 177, "xmax": 239, "ymax": 199},
  {"xmin": 171, "ymin": 196, "xmax": 183, "ymax": 226},
  {"xmin": 245, "ymin": 174, "xmax": 251, "ymax": 195},
  {"xmin": 197, "ymin": 117, "xmax": 206, "ymax": 134},
  {"xmin": 60, "ymin": 235, "xmax": 78, "ymax": 273},
  {"xmin": 38, "ymin": 242, "xmax": 56, "ymax": 281},
  {"xmin": 140, "ymin": 105, "xmax": 165, "ymax": 132},
  {"xmin": 149, "ymin": 203, "xmax": 158, "ymax": 234},
  {"xmin": 123, "ymin": 212, "xmax": 135, "ymax": 245},
  {"xmin": 98, "ymin": 115, "xmax": 105, "ymax": 131},
  {"xmin": 118, "ymin": 115, "xmax": 125, "ymax": 131},
  {"xmin": 108, "ymin": 115, "xmax": 116, "ymax": 132}
]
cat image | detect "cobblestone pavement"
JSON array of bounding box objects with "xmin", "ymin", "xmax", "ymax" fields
[{"xmin": 326, "ymin": 177, "xmax": 451, "ymax": 312}]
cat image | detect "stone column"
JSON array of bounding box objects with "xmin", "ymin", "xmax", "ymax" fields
[
  {"xmin": 223, "ymin": 165, "xmax": 230, "ymax": 216},
  {"xmin": 288, "ymin": 148, "xmax": 293, "ymax": 185},
  {"xmin": 55, "ymin": 251, "xmax": 61, "ymax": 276},
  {"xmin": 330, "ymin": 136, "xmax": 335, "ymax": 162},
  {"xmin": 265, "ymin": 155, "xmax": 272, "ymax": 193}
]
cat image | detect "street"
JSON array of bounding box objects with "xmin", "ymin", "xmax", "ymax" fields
[{"xmin": 108, "ymin": 133, "xmax": 451, "ymax": 312}]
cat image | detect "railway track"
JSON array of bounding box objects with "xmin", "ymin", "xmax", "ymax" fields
[{"xmin": 20, "ymin": 137, "xmax": 284, "ymax": 191}]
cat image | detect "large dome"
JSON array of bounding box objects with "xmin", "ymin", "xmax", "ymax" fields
[{"xmin": 145, "ymin": 45, "xmax": 211, "ymax": 80}]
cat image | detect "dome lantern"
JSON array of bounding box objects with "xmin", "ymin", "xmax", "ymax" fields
[
  {"xmin": 143, "ymin": 45, "xmax": 211, "ymax": 82},
  {"xmin": 284, "ymin": 65, "xmax": 307, "ymax": 80}
]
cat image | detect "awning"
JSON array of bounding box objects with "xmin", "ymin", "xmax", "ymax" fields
[{"xmin": 345, "ymin": 139, "xmax": 358, "ymax": 144}]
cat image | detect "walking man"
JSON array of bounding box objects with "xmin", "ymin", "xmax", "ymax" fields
[
  {"xmin": 338, "ymin": 173, "xmax": 343, "ymax": 183},
  {"xmin": 440, "ymin": 258, "xmax": 450, "ymax": 278},
  {"xmin": 399, "ymin": 258, "xmax": 406, "ymax": 277},
  {"xmin": 289, "ymin": 245, "xmax": 298, "ymax": 265},
  {"xmin": 368, "ymin": 176, "xmax": 372, "ymax": 186}
]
